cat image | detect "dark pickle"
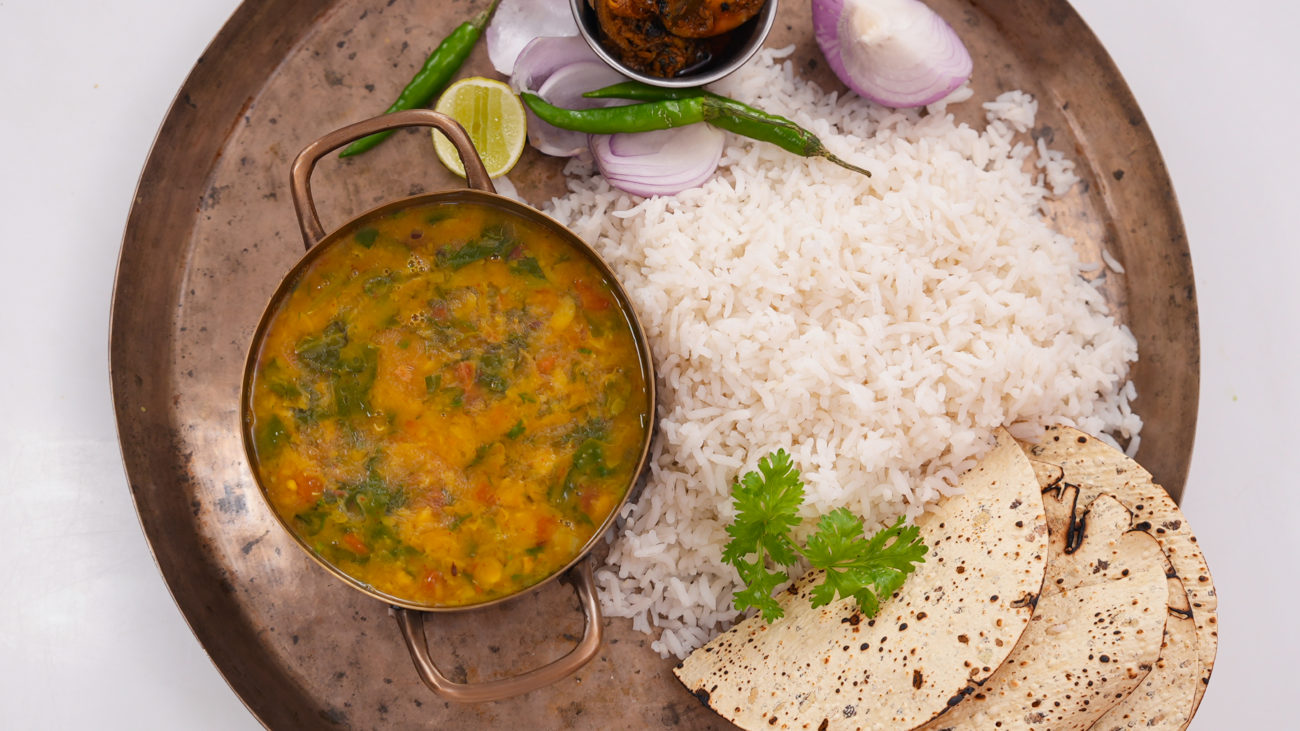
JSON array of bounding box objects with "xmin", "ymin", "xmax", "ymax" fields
[{"xmin": 590, "ymin": 0, "xmax": 767, "ymax": 78}]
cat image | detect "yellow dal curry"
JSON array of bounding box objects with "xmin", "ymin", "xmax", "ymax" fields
[{"xmin": 246, "ymin": 199, "xmax": 650, "ymax": 607}]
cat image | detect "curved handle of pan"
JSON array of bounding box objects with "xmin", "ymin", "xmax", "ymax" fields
[
  {"xmin": 289, "ymin": 109, "xmax": 496, "ymax": 250},
  {"xmin": 393, "ymin": 558, "xmax": 604, "ymax": 703}
]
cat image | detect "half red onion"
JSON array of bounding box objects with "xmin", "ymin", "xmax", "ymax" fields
[
  {"xmin": 591, "ymin": 124, "xmax": 725, "ymax": 197},
  {"xmin": 812, "ymin": 0, "xmax": 972, "ymax": 108},
  {"xmin": 486, "ymin": 0, "xmax": 580, "ymax": 75}
]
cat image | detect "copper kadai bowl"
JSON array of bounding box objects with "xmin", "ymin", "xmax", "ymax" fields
[{"xmin": 238, "ymin": 109, "xmax": 656, "ymax": 703}]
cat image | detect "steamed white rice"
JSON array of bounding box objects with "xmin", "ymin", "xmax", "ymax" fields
[{"xmin": 541, "ymin": 48, "xmax": 1141, "ymax": 658}]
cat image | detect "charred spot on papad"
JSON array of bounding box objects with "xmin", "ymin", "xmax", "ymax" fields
[
  {"xmin": 673, "ymin": 429, "xmax": 1048, "ymax": 730},
  {"xmin": 916, "ymin": 490, "xmax": 1168, "ymax": 731},
  {"xmin": 1019, "ymin": 424, "xmax": 1217, "ymax": 712}
]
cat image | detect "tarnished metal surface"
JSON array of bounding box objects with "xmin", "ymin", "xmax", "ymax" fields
[{"xmin": 110, "ymin": 0, "xmax": 1197, "ymax": 727}]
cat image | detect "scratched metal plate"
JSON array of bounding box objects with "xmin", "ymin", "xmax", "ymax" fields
[{"xmin": 110, "ymin": 0, "xmax": 1197, "ymax": 727}]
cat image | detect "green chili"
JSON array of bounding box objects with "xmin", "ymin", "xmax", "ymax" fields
[
  {"xmin": 519, "ymin": 93, "xmax": 709, "ymax": 135},
  {"xmin": 582, "ymin": 81, "xmax": 704, "ymax": 103},
  {"xmin": 526, "ymin": 84, "xmax": 871, "ymax": 178},
  {"xmin": 339, "ymin": 0, "xmax": 501, "ymax": 158},
  {"xmin": 708, "ymin": 104, "xmax": 871, "ymax": 178}
]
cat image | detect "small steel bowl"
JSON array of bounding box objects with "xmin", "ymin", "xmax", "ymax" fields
[{"xmin": 570, "ymin": 0, "xmax": 778, "ymax": 88}]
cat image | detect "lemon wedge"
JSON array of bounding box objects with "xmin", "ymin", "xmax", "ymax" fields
[{"xmin": 433, "ymin": 76, "xmax": 526, "ymax": 179}]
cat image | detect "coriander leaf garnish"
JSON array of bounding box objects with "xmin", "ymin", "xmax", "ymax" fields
[
  {"xmin": 722, "ymin": 450, "xmax": 803, "ymax": 621},
  {"xmin": 722, "ymin": 449, "xmax": 804, "ymax": 567},
  {"xmin": 721, "ymin": 451, "xmax": 928, "ymax": 623},
  {"xmin": 803, "ymin": 511, "xmax": 928, "ymax": 615},
  {"xmin": 730, "ymin": 556, "xmax": 789, "ymax": 622}
]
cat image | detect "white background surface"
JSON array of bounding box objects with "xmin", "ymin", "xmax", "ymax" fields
[{"xmin": 1, "ymin": 1, "xmax": 1295, "ymax": 728}]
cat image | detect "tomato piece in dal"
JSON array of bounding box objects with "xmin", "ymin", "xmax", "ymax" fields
[{"xmin": 246, "ymin": 200, "xmax": 650, "ymax": 607}]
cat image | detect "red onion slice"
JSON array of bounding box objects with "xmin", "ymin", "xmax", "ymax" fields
[
  {"xmin": 530, "ymin": 61, "xmax": 632, "ymax": 156},
  {"xmin": 812, "ymin": 0, "xmax": 972, "ymax": 108},
  {"xmin": 537, "ymin": 61, "xmax": 630, "ymax": 110},
  {"xmin": 509, "ymin": 35, "xmax": 601, "ymax": 95},
  {"xmin": 591, "ymin": 124, "xmax": 725, "ymax": 197},
  {"xmin": 486, "ymin": 0, "xmax": 580, "ymax": 76},
  {"xmin": 511, "ymin": 37, "xmax": 634, "ymax": 158}
]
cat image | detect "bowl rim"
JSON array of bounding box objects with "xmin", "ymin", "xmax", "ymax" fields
[
  {"xmin": 238, "ymin": 188, "xmax": 658, "ymax": 613},
  {"xmin": 569, "ymin": 0, "xmax": 779, "ymax": 88}
]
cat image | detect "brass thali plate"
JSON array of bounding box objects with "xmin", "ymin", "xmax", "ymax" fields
[{"xmin": 110, "ymin": 0, "xmax": 1197, "ymax": 727}]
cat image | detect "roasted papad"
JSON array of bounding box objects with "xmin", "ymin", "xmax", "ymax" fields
[
  {"xmin": 1020, "ymin": 425, "xmax": 1217, "ymax": 712},
  {"xmin": 1091, "ymin": 568, "xmax": 1199, "ymax": 730},
  {"xmin": 1030, "ymin": 468, "xmax": 1200, "ymax": 729},
  {"xmin": 674, "ymin": 430, "xmax": 1048, "ymax": 730},
  {"xmin": 917, "ymin": 489, "xmax": 1168, "ymax": 730}
]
